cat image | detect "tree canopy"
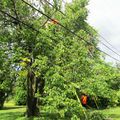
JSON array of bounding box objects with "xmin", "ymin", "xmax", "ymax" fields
[{"xmin": 0, "ymin": 0, "xmax": 120, "ymax": 119}]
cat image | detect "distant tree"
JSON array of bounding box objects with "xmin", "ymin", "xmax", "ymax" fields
[{"xmin": 0, "ymin": 41, "xmax": 14, "ymax": 109}]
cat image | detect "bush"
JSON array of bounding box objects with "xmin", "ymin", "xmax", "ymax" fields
[
  {"xmin": 14, "ymin": 87, "xmax": 27, "ymax": 105},
  {"xmin": 89, "ymin": 112, "xmax": 106, "ymax": 120}
]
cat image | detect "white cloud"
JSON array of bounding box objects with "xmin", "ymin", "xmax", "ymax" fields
[{"xmin": 87, "ymin": 0, "xmax": 120, "ymax": 64}]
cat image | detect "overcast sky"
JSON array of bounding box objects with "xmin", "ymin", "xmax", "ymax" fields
[{"xmin": 87, "ymin": 0, "xmax": 120, "ymax": 64}]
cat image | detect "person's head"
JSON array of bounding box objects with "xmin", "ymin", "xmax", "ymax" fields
[{"xmin": 82, "ymin": 91, "xmax": 87, "ymax": 96}]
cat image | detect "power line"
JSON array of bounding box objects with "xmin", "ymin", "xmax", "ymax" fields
[
  {"xmin": 0, "ymin": 9, "xmax": 60, "ymax": 44},
  {"xmin": 62, "ymin": 0, "xmax": 120, "ymax": 57},
  {"xmin": 99, "ymin": 40, "xmax": 120, "ymax": 57},
  {"xmin": 0, "ymin": 10, "xmax": 36, "ymax": 30},
  {"xmin": 0, "ymin": 2, "xmax": 120, "ymax": 63},
  {"xmin": 99, "ymin": 34, "xmax": 120, "ymax": 54},
  {"xmin": 40, "ymin": 10, "xmax": 57, "ymax": 28},
  {"xmin": 44, "ymin": 0, "xmax": 120, "ymax": 58},
  {"xmin": 43, "ymin": 0, "xmax": 66, "ymax": 16},
  {"xmin": 21, "ymin": 0, "xmax": 120, "ymax": 63}
]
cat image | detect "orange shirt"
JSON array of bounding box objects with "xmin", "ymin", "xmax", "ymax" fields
[
  {"xmin": 81, "ymin": 95, "xmax": 87, "ymax": 105},
  {"xmin": 51, "ymin": 19, "xmax": 59, "ymax": 24}
]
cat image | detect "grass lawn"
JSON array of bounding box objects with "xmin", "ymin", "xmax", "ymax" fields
[
  {"xmin": 0, "ymin": 101, "xmax": 120, "ymax": 120},
  {"xmin": 99, "ymin": 107, "xmax": 120, "ymax": 120},
  {"xmin": 0, "ymin": 101, "xmax": 26, "ymax": 120},
  {"xmin": 0, "ymin": 101, "xmax": 59, "ymax": 120}
]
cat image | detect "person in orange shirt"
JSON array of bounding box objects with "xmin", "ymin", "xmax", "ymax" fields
[
  {"xmin": 45, "ymin": 19, "xmax": 59, "ymax": 28},
  {"xmin": 81, "ymin": 94, "xmax": 88, "ymax": 107},
  {"xmin": 51, "ymin": 19, "xmax": 59, "ymax": 24}
]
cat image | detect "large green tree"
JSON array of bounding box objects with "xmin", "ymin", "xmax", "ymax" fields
[
  {"xmin": 0, "ymin": 0, "xmax": 99, "ymax": 117},
  {"xmin": 0, "ymin": 0, "xmax": 119, "ymax": 119}
]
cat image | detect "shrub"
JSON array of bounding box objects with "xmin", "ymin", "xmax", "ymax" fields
[
  {"xmin": 89, "ymin": 112, "xmax": 106, "ymax": 120},
  {"xmin": 14, "ymin": 87, "xmax": 27, "ymax": 105}
]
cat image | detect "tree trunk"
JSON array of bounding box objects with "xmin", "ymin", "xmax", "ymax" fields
[
  {"xmin": 0, "ymin": 91, "xmax": 6, "ymax": 109},
  {"xmin": 26, "ymin": 69, "xmax": 39, "ymax": 117}
]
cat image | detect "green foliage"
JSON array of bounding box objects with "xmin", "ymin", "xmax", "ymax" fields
[
  {"xmin": 0, "ymin": 41, "xmax": 14, "ymax": 108},
  {"xmin": 88, "ymin": 112, "xmax": 106, "ymax": 120},
  {"xmin": 0, "ymin": 0, "xmax": 120, "ymax": 118},
  {"xmin": 14, "ymin": 77, "xmax": 27, "ymax": 106},
  {"xmin": 14, "ymin": 87, "xmax": 26, "ymax": 106}
]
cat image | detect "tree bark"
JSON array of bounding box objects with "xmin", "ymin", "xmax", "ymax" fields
[
  {"xmin": 0, "ymin": 91, "xmax": 6, "ymax": 109},
  {"xmin": 26, "ymin": 69, "xmax": 39, "ymax": 117}
]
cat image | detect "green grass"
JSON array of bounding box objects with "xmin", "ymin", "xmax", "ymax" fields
[
  {"xmin": 99, "ymin": 107, "xmax": 120, "ymax": 120},
  {"xmin": 0, "ymin": 101, "xmax": 120, "ymax": 120},
  {"xmin": 0, "ymin": 101, "xmax": 59, "ymax": 120},
  {"xmin": 0, "ymin": 101, "xmax": 26, "ymax": 120}
]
